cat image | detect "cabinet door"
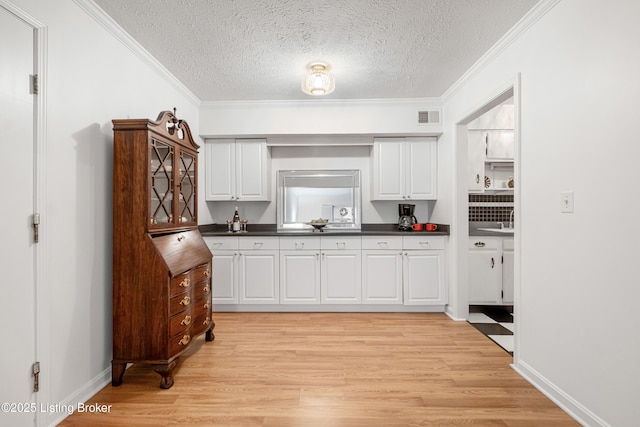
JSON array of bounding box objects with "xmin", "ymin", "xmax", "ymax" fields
[
  {"xmin": 321, "ymin": 251, "xmax": 362, "ymax": 304},
  {"xmin": 468, "ymin": 131, "xmax": 486, "ymax": 192},
  {"xmin": 502, "ymin": 240, "xmax": 514, "ymax": 304},
  {"xmin": 486, "ymin": 131, "xmax": 515, "ymax": 160},
  {"xmin": 362, "ymin": 250, "xmax": 403, "ymax": 304},
  {"xmin": 468, "ymin": 248, "xmax": 501, "ymax": 304},
  {"xmin": 403, "ymin": 251, "xmax": 444, "ymax": 305},
  {"xmin": 236, "ymin": 139, "xmax": 269, "ymax": 201},
  {"xmin": 178, "ymin": 149, "xmax": 197, "ymax": 224},
  {"xmin": 238, "ymin": 250, "xmax": 279, "ymax": 303},
  {"xmin": 211, "ymin": 251, "xmax": 238, "ymax": 304},
  {"xmin": 204, "ymin": 139, "xmax": 235, "ymax": 201},
  {"xmin": 405, "ymin": 137, "xmax": 437, "ymax": 200},
  {"xmin": 280, "ymin": 251, "xmax": 321, "ymax": 304},
  {"xmin": 371, "ymin": 138, "xmax": 404, "ymax": 200},
  {"xmin": 149, "ymin": 138, "xmax": 175, "ymax": 228}
]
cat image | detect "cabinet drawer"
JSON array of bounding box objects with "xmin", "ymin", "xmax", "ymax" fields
[
  {"xmin": 362, "ymin": 236, "xmax": 402, "ymax": 250},
  {"xmin": 170, "ymin": 272, "xmax": 193, "ymax": 296},
  {"xmin": 169, "ymin": 331, "xmax": 193, "ymax": 356},
  {"xmin": 321, "ymin": 236, "xmax": 362, "ymax": 250},
  {"xmin": 239, "ymin": 236, "xmax": 279, "ymax": 250},
  {"xmin": 403, "ymin": 236, "xmax": 445, "ymax": 250},
  {"xmin": 169, "ymin": 290, "xmax": 192, "ymax": 316},
  {"xmin": 279, "ymin": 236, "xmax": 320, "ymax": 250},
  {"xmin": 204, "ymin": 236, "xmax": 238, "ymax": 251},
  {"xmin": 192, "ymin": 295, "xmax": 212, "ymax": 318},
  {"xmin": 192, "ymin": 312, "xmax": 213, "ymax": 337},
  {"xmin": 193, "ymin": 280, "xmax": 212, "ymax": 303},
  {"xmin": 169, "ymin": 310, "xmax": 193, "ymax": 337},
  {"xmin": 468, "ymin": 237, "xmax": 499, "ymax": 250},
  {"xmin": 192, "ymin": 263, "xmax": 211, "ymax": 284}
]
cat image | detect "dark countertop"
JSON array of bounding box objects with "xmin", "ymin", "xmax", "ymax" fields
[
  {"xmin": 199, "ymin": 223, "xmax": 450, "ymax": 237},
  {"xmin": 469, "ymin": 222, "xmax": 514, "ymax": 237}
]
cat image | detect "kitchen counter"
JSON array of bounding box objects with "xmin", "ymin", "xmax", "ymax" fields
[
  {"xmin": 469, "ymin": 222, "xmax": 514, "ymax": 237},
  {"xmin": 199, "ymin": 223, "xmax": 450, "ymax": 236}
]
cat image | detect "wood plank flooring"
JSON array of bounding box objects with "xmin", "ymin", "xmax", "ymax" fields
[{"xmin": 58, "ymin": 313, "xmax": 578, "ymax": 426}]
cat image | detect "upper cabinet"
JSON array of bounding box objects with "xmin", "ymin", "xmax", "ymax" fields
[
  {"xmin": 468, "ymin": 101, "xmax": 515, "ymax": 193},
  {"xmin": 204, "ymin": 138, "xmax": 270, "ymax": 201},
  {"xmin": 371, "ymin": 137, "xmax": 437, "ymax": 201}
]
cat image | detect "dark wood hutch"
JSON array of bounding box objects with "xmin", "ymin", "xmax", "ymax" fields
[{"xmin": 111, "ymin": 110, "xmax": 214, "ymax": 389}]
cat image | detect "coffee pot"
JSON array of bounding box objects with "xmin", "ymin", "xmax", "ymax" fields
[{"xmin": 398, "ymin": 204, "xmax": 417, "ymax": 231}]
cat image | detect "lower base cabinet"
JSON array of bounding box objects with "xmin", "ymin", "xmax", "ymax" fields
[
  {"xmin": 204, "ymin": 234, "xmax": 447, "ymax": 309},
  {"xmin": 468, "ymin": 236, "xmax": 514, "ymax": 305}
]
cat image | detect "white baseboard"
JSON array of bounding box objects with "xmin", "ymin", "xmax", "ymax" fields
[
  {"xmin": 47, "ymin": 366, "xmax": 112, "ymax": 427},
  {"xmin": 512, "ymin": 360, "xmax": 609, "ymax": 427}
]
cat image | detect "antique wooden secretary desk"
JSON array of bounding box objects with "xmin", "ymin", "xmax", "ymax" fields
[{"xmin": 111, "ymin": 110, "xmax": 214, "ymax": 389}]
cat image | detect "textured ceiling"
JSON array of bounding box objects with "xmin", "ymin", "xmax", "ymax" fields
[{"xmin": 93, "ymin": 0, "xmax": 539, "ymax": 101}]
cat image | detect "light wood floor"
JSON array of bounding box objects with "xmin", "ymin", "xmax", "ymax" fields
[{"xmin": 59, "ymin": 312, "xmax": 578, "ymax": 426}]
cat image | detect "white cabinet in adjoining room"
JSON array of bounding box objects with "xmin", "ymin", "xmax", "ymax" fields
[
  {"xmin": 279, "ymin": 237, "xmax": 321, "ymax": 304},
  {"xmin": 402, "ymin": 236, "xmax": 446, "ymax": 305},
  {"xmin": 468, "ymin": 236, "xmax": 513, "ymax": 305},
  {"xmin": 372, "ymin": 137, "xmax": 437, "ymax": 200},
  {"xmin": 320, "ymin": 236, "xmax": 362, "ymax": 304},
  {"xmin": 237, "ymin": 237, "xmax": 279, "ymax": 304},
  {"xmin": 204, "ymin": 138, "xmax": 270, "ymax": 201},
  {"xmin": 362, "ymin": 236, "xmax": 403, "ymax": 304},
  {"xmin": 204, "ymin": 236, "xmax": 239, "ymax": 304}
]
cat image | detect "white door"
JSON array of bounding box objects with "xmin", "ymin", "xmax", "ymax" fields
[
  {"xmin": 362, "ymin": 251, "xmax": 403, "ymax": 304},
  {"xmin": 0, "ymin": 5, "xmax": 38, "ymax": 426},
  {"xmin": 403, "ymin": 251, "xmax": 444, "ymax": 305},
  {"xmin": 469, "ymin": 249, "xmax": 501, "ymax": 304},
  {"xmin": 211, "ymin": 251, "xmax": 238, "ymax": 304},
  {"xmin": 238, "ymin": 251, "xmax": 279, "ymax": 303}
]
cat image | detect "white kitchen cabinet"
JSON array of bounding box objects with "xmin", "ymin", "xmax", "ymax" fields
[
  {"xmin": 467, "ymin": 131, "xmax": 514, "ymax": 193},
  {"xmin": 320, "ymin": 237, "xmax": 362, "ymax": 304},
  {"xmin": 502, "ymin": 238, "xmax": 514, "ymax": 304},
  {"xmin": 372, "ymin": 137, "xmax": 437, "ymax": 201},
  {"xmin": 204, "ymin": 138, "xmax": 270, "ymax": 201},
  {"xmin": 237, "ymin": 237, "xmax": 279, "ymax": 304},
  {"xmin": 468, "ymin": 238, "xmax": 501, "ymax": 304},
  {"xmin": 279, "ymin": 237, "xmax": 321, "ymax": 304},
  {"xmin": 402, "ymin": 236, "xmax": 446, "ymax": 305},
  {"xmin": 204, "ymin": 236, "xmax": 239, "ymax": 304},
  {"xmin": 361, "ymin": 237, "xmax": 403, "ymax": 304},
  {"xmin": 468, "ymin": 131, "xmax": 486, "ymax": 192},
  {"xmin": 468, "ymin": 236, "xmax": 513, "ymax": 304}
]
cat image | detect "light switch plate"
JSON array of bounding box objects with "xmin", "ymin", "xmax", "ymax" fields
[{"xmin": 561, "ymin": 191, "xmax": 574, "ymax": 213}]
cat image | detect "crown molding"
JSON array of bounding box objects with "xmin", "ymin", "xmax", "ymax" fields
[
  {"xmin": 200, "ymin": 97, "xmax": 443, "ymax": 109},
  {"xmin": 73, "ymin": 0, "xmax": 200, "ymax": 106},
  {"xmin": 442, "ymin": 0, "xmax": 562, "ymax": 102}
]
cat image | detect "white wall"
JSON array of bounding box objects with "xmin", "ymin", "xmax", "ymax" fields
[
  {"xmin": 7, "ymin": 1, "xmax": 200, "ymax": 425},
  {"xmin": 442, "ymin": 0, "xmax": 640, "ymax": 425}
]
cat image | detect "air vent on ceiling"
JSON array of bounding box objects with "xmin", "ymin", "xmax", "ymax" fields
[{"xmin": 418, "ymin": 110, "xmax": 441, "ymax": 124}]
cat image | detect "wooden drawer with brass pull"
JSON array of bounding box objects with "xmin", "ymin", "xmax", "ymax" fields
[
  {"xmin": 169, "ymin": 310, "xmax": 193, "ymax": 337},
  {"xmin": 170, "ymin": 273, "xmax": 192, "ymax": 296},
  {"xmin": 169, "ymin": 290, "xmax": 192, "ymax": 316},
  {"xmin": 169, "ymin": 333, "xmax": 192, "ymax": 356}
]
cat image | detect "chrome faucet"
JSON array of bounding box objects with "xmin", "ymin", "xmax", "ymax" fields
[{"xmin": 509, "ymin": 209, "xmax": 515, "ymax": 229}]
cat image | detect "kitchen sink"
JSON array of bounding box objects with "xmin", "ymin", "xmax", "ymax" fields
[{"xmin": 477, "ymin": 227, "xmax": 514, "ymax": 234}]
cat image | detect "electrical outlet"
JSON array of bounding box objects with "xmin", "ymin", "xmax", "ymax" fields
[{"xmin": 561, "ymin": 191, "xmax": 574, "ymax": 213}]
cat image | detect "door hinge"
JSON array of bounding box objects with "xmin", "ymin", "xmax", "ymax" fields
[
  {"xmin": 30, "ymin": 74, "xmax": 38, "ymax": 95},
  {"xmin": 33, "ymin": 362, "xmax": 40, "ymax": 392},
  {"xmin": 33, "ymin": 213, "xmax": 40, "ymax": 243}
]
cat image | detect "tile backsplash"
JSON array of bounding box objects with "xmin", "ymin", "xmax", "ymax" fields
[{"xmin": 469, "ymin": 194, "xmax": 514, "ymax": 223}]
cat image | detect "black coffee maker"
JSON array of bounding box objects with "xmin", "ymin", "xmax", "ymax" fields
[{"xmin": 398, "ymin": 204, "xmax": 417, "ymax": 231}]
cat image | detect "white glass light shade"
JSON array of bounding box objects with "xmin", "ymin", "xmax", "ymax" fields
[{"xmin": 301, "ymin": 62, "xmax": 335, "ymax": 96}]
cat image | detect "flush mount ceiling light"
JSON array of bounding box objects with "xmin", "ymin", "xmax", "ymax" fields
[{"xmin": 301, "ymin": 62, "xmax": 335, "ymax": 96}]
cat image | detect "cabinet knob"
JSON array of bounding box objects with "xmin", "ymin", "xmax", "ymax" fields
[
  {"xmin": 179, "ymin": 278, "xmax": 190, "ymax": 288},
  {"xmin": 179, "ymin": 296, "xmax": 191, "ymax": 306},
  {"xmin": 204, "ymin": 302, "xmax": 211, "ymax": 310},
  {"xmin": 178, "ymin": 335, "xmax": 191, "ymax": 346},
  {"xmin": 180, "ymin": 315, "xmax": 192, "ymax": 326},
  {"xmin": 177, "ymin": 235, "xmax": 185, "ymax": 242},
  {"xmin": 204, "ymin": 268, "xmax": 210, "ymax": 277}
]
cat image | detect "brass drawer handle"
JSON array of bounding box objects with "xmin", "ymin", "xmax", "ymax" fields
[
  {"xmin": 203, "ymin": 317, "xmax": 211, "ymax": 326},
  {"xmin": 180, "ymin": 315, "xmax": 192, "ymax": 326},
  {"xmin": 203, "ymin": 284, "xmax": 210, "ymax": 293},
  {"xmin": 178, "ymin": 335, "xmax": 190, "ymax": 346},
  {"xmin": 203, "ymin": 268, "xmax": 210, "ymax": 277},
  {"xmin": 179, "ymin": 296, "xmax": 191, "ymax": 306},
  {"xmin": 179, "ymin": 278, "xmax": 190, "ymax": 288},
  {"xmin": 204, "ymin": 302, "xmax": 210, "ymax": 310}
]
